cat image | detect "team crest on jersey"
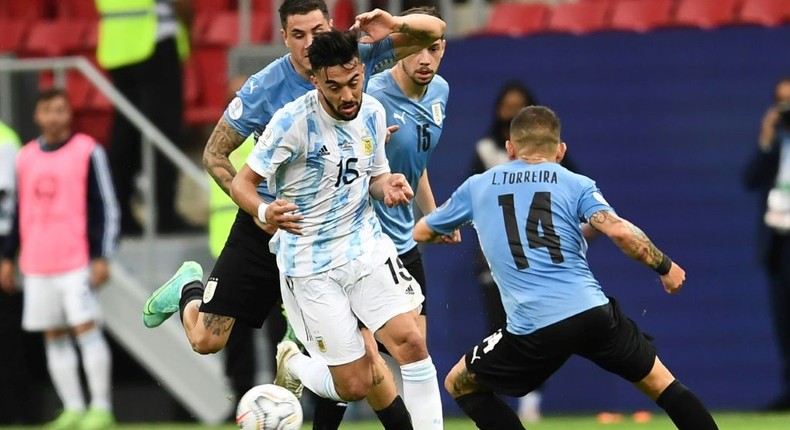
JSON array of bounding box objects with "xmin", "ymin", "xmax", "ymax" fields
[
  {"xmin": 203, "ymin": 279, "xmax": 218, "ymax": 303},
  {"xmin": 257, "ymin": 128, "xmax": 274, "ymax": 150},
  {"xmin": 431, "ymin": 102, "xmax": 443, "ymax": 125},
  {"xmin": 362, "ymin": 136, "xmax": 374, "ymax": 155},
  {"xmin": 316, "ymin": 336, "xmax": 327, "ymax": 352}
]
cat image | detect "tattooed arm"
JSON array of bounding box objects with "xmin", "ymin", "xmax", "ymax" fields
[
  {"xmin": 202, "ymin": 117, "xmax": 247, "ymax": 196},
  {"xmin": 588, "ymin": 210, "xmax": 685, "ymax": 294},
  {"xmin": 352, "ymin": 9, "xmax": 446, "ymax": 60}
]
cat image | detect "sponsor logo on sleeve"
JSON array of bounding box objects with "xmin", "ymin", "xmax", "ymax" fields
[{"xmin": 228, "ymin": 97, "xmax": 243, "ymax": 120}]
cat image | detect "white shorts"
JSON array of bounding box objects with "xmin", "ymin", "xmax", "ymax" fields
[
  {"xmin": 22, "ymin": 266, "xmax": 101, "ymax": 331},
  {"xmin": 281, "ymin": 240, "xmax": 423, "ymax": 366}
]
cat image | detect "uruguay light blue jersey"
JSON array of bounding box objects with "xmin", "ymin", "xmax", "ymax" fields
[
  {"xmin": 367, "ymin": 70, "xmax": 449, "ymax": 254},
  {"xmin": 246, "ymin": 90, "xmax": 390, "ymax": 277},
  {"xmin": 424, "ymin": 161, "xmax": 612, "ymax": 335},
  {"xmin": 223, "ymin": 38, "xmax": 395, "ymax": 201}
]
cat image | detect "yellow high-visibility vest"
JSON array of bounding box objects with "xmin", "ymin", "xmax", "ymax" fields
[
  {"xmin": 0, "ymin": 120, "xmax": 20, "ymax": 148},
  {"xmin": 95, "ymin": 0, "xmax": 157, "ymax": 69},
  {"xmin": 209, "ymin": 137, "xmax": 254, "ymax": 258}
]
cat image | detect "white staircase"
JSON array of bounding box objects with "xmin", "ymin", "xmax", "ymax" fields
[{"xmin": 98, "ymin": 234, "xmax": 233, "ymax": 425}]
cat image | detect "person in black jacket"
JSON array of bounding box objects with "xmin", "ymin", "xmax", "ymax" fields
[{"xmin": 744, "ymin": 77, "xmax": 790, "ymax": 411}]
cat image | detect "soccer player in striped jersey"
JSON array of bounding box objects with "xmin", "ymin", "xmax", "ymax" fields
[
  {"xmin": 142, "ymin": 1, "xmax": 445, "ymax": 428},
  {"xmin": 232, "ymin": 29, "xmax": 443, "ymax": 430},
  {"xmin": 367, "ymin": 6, "xmax": 458, "ymax": 341},
  {"xmin": 414, "ymin": 106, "xmax": 719, "ymax": 430}
]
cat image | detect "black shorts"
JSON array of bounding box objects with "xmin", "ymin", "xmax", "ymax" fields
[
  {"xmin": 465, "ymin": 297, "xmax": 656, "ymax": 397},
  {"xmin": 199, "ymin": 209, "xmax": 281, "ymax": 328},
  {"xmin": 400, "ymin": 246, "xmax": 427, "ymax": 316}
]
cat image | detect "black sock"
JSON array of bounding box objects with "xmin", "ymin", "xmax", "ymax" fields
[
  {"xmin": 311, "ymin": 396, "xmax": 348, "ymax": 430},
  {"xmin": 656, "ymin": 380, "xmax": 719, "ymax": 430},
  {"xmin": 178, "ymin": 281, "xmax": 204, "ymax": 323},
  {"xmin": 455, "ymin": 392, "xmax": 525, "ymax": 430},
  {"xmin": 374, "ymin": 395, "xmax": 412, "ymax": 430}
]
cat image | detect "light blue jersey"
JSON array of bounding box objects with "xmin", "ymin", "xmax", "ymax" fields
[
  {"xmin": 424, "ymin": 161, "xmax": 611, "ymax": 335},
  {"xmin": 246, "ymin": 90, "xmax": 390, "ymax": 277},
  {"xmin": 223, "ymin": 39, "xmax": 395, "ymax": 201},
  {"xmin": 367, "ymin": 70, "xmax": 449, "ymax": 254}
]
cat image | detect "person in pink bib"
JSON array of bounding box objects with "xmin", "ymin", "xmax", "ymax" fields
[{"xmin": 0, "ymin": 89, "xmax": 120, "ymax": 430}]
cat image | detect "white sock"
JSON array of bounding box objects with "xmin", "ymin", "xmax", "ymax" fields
[
  {"xmin": 76, "ymin": 327, "xmax": 113, "ymax": 412},
  {"xmin": 400, "ymin": 356, "xmax": 443, "ymax": 430},
  {"xmin": 45, "ymin": 336, "xmax": 85, "ymax": 412},
  {"xmin": 288, "ymin": 353, "xmax": 342, "ymax": 402}
]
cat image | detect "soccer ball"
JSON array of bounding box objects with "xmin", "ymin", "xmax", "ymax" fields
[{"xmin": 236, "ymin": 384, "xmax": 303, "ymax": 430}]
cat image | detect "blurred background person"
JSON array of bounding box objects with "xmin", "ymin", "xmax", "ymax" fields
[
  {"xmin": 95, "ymin": 0, "xmax": 194, "ymax": 235},
  {"xmin": 743, "ymin": 76, "xmax": 790, "ymax": 411},
  {"xmin": 0, "ymin": 89, "xmax": 119, "ymax": 430}
]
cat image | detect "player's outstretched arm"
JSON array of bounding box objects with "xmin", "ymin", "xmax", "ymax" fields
[
  {"xmin": 202, "ymin": 117, "xmax": 247, "ymax": 196},
  {"xmin": 416, "ymin": 171, "xmax": 460, "ymax": 244},
  {"xmin": 588, "ymin": 210, "xmax": 685, "ymax": 294},
  {"xmin": 413, "ymin": 218, "xmax": 443, "ymax": 244},
  {"xmin": 369, "ymin": 172, "xmax": 414, "ymax": 207},
  {"xmin": 352, "ymin": 9, "xmax": 445, "ymax": 60}
]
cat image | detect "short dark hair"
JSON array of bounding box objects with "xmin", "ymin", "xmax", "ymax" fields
[
  {"xmin": 36, "ymin": 88, "xmax": 69, "ymax": 105},
  {"xmin": 278, "ymin": 0, "xmax": 329, "ymax": 30},
  {"xmin": 509, "ymin": 106, "xmax": 561, "ymax": 148},
  {"xmin": 401, "ymin": 6, "xmax": 442, "ymax": 21},
  {"xmin": 308, "ymin": 29, "xmax": 359, "ymax": 74}
]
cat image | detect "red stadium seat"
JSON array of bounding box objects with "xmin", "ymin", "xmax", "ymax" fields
[
  {"xmin": 738, "ymin": 0, "xmax": 790, "ymax": 27},
  {"xmin": 609, "ymin": 0, "xmax": 675, "ymax": 32},
  {"xmin": 202, "ymin": 11, "xmax": 273, "ymax": 46},
  {"xmin": 546, "ymin": 1, "xmax": 611, "ymax": 34},
  {"xmin": 482, "ymin": 3, "xmax": 550, "ymax": 37},
  {"xmin": 333, "ymin": 0, "xmax": 356, "ymax": 32},
  {"xmin": 674, "ymin": 0, "xmax": 739, "ymax": 29},
  {"xmin": 0, "ymin": 0, "xmax": 53, "ymax": 23},
  {"xmin": 184, "ymin": 49, "xmax": 227, "ymax": 125},
  {"xmin": 22, "ymin": 20, "xmax": 88, "ymax": 57},
  {"xmin": 0, "ymin": 19, "xmax": 28, "ymax": 54},
  {"xmin": 55, "ymin": 0, "xmax": 99, "ymax": 20},
  {"xmin": 193, "ymin": 0, "xmax": 231, "ymax": 14}
]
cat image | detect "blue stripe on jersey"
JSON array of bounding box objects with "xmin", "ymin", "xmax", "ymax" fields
[
  {"xmin": 367, "ymin": 70, "xmax": 450, "ymax": 254},
  {"xmin": 424, "ymin": 161, "xmax": 611, "ymax": 335}
]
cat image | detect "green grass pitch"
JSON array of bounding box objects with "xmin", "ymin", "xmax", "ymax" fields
[{"xmin": 1, "ymin": 412, "xmax": 788, "ymax": 429}]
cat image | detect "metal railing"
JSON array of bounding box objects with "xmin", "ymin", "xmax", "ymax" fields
[{"xmin": 0, "ymin": 55, "xmax": 209, "ymax": 284}]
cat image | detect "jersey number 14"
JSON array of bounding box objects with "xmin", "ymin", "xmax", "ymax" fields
[{"xmin": 498, "ymin": 192, "xmax": 564, "ymax": 270}]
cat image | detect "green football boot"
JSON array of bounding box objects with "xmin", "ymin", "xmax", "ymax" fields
[
  {"xmin": 46, "ymin": 409, "xmax": 83, "ymax": 430},
  {"xmin": 142, "ymin": 261, "xmax": 203, "ymax": 328},
  {"xmin": 79, "ymin": 408, "xmax": 115, "ymax": 430}
]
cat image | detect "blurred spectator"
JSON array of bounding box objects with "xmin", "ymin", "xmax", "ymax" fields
[
  {"xmin": 95, "ymin": 0, "xmax": 194, "ymax": 235},
  {"xmin": 0, "ymin": 89, "xmax": 119, "ymax": 430},
  {"xmin": 743, "ymin": 77, "xmax": 790, "ymax": 411}
]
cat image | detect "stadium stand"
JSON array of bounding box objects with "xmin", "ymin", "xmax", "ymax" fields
[
  {"xmin": 480, "ymin": 2, "xmax": 551, "ymax": 36},
  {"xmin": 608, "ymin": 0, "xmax": 676, "ymax": 32},
  {"xmin": 673, "ymin": 0, "xmax": 740, "ymax": 29},
  {"xmin": 545, "ymin": 0, "xmax": 612, "ymax": 34},
  {"xmin": 738, "ymin": 0, "xmax": 790, "ymax": 27}
]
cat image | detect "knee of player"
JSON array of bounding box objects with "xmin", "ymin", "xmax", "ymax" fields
[
  {"xmin": 394, "ymin": 330, "xmax": 428, "ymax": 363},
  {"xmin": 336, "ymin": 376, "xmax": 372, "ymax": 402},
  {"xmin": 444, "ymin": 371, "xmax": 463, "ymax": 397},
  {"xmin": 190, "ymin": 335, "xmax": 226, "ymax": 355}
]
